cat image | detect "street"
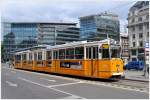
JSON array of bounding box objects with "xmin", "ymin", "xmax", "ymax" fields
[{"xmin": 1, "ymin": 64, "xmax": 149, "ymax": 99}]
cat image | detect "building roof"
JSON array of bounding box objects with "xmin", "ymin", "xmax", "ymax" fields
[
  {"xmin": 3, "ymin": 21, "xmax": 77, "ymax": 25},
  {"xmin": 79, "ymin": 12, "xmax": 118, "ymax": 19},
  {"xmin": 130, "ymin": 1, "xmax": 149, "ymax": 11}
]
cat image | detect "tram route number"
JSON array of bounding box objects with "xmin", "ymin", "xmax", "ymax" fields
[{"xmin": 102, "ymin": 44, "xmax": 109, "ymax": 49}]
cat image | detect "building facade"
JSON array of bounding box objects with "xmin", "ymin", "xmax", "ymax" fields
[
  {"xmin": 2, "ymin": 22, "xmax": 79, "ymax": 61},
  {"xmin": 2, "ymin": 22, "xmax": 38, "ymax": 61},
  {"xmin": 79, "ymin": 12, "xmax": 120, "ymax": 41},
  {"xmin": 127, "ymin": 1, "xmax": 149, "ymax": 61},
  {"xmin": 120, "ymin": 33, "xmax": 129, "ymax": 64},
  {"xmin": 37, "ymin": 23, "xmax": 79, "ymax": 45}
]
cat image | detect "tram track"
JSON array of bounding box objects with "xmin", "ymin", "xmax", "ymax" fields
[{"xmin": 6, "ymin": 67, "xmax": 149, "ymax": 93}]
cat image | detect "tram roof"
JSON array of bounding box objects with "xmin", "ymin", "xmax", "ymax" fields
[
  {"xmin": 47, "ymin": 38, "xmax": 117, "ymax": 49},
  {"xmin": 14, "ymin": 38, "xmax": 119, "ymax": 54}
]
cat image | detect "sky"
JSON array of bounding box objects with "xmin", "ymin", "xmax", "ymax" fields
[{"xmin": 1, "ymin": 0, "xmax": 139, "ymax": 33}]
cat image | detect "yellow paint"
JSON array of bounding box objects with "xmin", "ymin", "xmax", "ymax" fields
[{"xmin": 14, "ymin": 58, "xmax": 123, "ymax": 79}]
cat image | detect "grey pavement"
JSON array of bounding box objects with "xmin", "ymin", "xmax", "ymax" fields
[
  {"xmin": 124, "ymin": 70, "xmax": 149, "ymax": 82},
  {"xmin": 1, "ymin": 64, "xmax": 149, "ymax": 99}
]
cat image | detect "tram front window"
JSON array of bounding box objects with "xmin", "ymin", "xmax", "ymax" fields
[{"xmin": 102, "ymin": 49, "xmax": 110, "ymax": 58}]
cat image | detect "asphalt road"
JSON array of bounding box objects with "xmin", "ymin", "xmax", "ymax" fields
[{"xmin": 1, "ymin": 64, "xmax": 149, "ymax": 99}]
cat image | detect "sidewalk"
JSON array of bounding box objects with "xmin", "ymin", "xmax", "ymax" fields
[{"xmin": 124, "ymin": 70, "xmax": 149, "ymax": 82}]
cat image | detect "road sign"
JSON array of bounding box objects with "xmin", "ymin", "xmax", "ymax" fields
[{"xmin": 144, "ymin": 42, "xmax": 149, "ymax": 48}]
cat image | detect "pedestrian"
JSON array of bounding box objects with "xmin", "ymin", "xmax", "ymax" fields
[{"xmin": 8, "ymin": 61, "xmax": 11, "ymax": 68}]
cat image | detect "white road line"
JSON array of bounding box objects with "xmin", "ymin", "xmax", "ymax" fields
[
  {"xmin": 11, "ymin": 71, "xmax": 16, "ymax": 73},
  {"xmin": 48, "ymin": 81, "xmax": 83, "ymax": 88},
  {"xmin": 3, "ymin": 68, "xmax": 148, "ymax": 94},
  {"xmin": 85, "ymin": 81, "xmax": 149, "ymax": 94},
  {"xmin": 60, "ymin": 95, "xmax": 83, "ymax": 99},
  {"xmin": 6, "ymin": 81, "xmax": 18, "ymax": 87},
  {"xmin": 40, "ymin": 78, "xmax": 56, "ymax": 82},
  {"xmin": 6, "ymin": 73, "xmax": 11, "ymax": 76},
  {"xmin": 18, "ymin": 77, "xmax": 86, "ymax": 99}
]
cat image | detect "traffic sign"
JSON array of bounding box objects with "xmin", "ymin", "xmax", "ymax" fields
[{"xmin": 144, "ymin": 42, "xmax": 149, "ymax": 48}]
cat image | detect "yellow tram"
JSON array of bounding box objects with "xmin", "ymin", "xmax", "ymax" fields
[{"xmin": 14, "ymin": 39, "xmax": 124, "ymax": 79}]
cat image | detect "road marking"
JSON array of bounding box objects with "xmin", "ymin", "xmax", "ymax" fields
[
  {"xmin": 6, "ymin": 73, "xmax": 11, "ymax": 76},
  {"xmin": 18, "ymin": 77, "xmax": 86, "ymax": 99},
  {"xmin": 48, "ymin": 81, "xmax": 83, "ymax": 88},
  {"xmin": 6, "ymin": 81, "xmax": 18, "ymax": 87},
  {"xmin": 40, "ymin": 78, "xmax": 56, "ymax": 82},
  {"xmin": 59, "ymin": 94, "xmax": 83, "ymax": 99},
  {"xmin": 3, "ymin": 67, "xmax": 148, "ymax": 94},
  {"xmin": 11, "ymin": 71, "xmax": 16, "ymax": 73}
]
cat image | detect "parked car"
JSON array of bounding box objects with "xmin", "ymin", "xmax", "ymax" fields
[{"xmin": 124, "ymin": 61, "xmax": 144, "ymax": 70}]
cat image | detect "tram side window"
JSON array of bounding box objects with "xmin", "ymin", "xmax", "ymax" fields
[
  {"xmin": 93, "ymin": 47, "xmax": 98, "ymax": 59},
  {"xmin": 66, "ymin": 48, "xmax": 74, "ymax": 59},
  {"xmin": 59, "ymin": 49, "xmax": 65, "ymax": 59},
  {"xmin": 75, "ymin": 47, "xmax": 84, "ymax": 59},
  {"xmin": 38, "ymin": 52, "xmax": 42, "ymax": 60},
  {"xmin": 15, "ymin": 55, "xmax": 21, "ymax": 62},
  {"xmin": 86, "ymin": 48, "xmax": 91, "ymax": 59},
  {"xmin": 102, "ymin": 49, "xmax": 109, "ymax": 58},
  {"xmin": 34, "ymin": 52, "xmax": 37, "ymax": 61},
  {"xmin": 53, "ymin": 51, "xmax": 58, "ymax": 59},
  {"xmin": 46, "ymin": 51, "xmax": 51, "ymax": 60},
  {"xmin": 22, "ymin": 54, "xmax": 26, "ymax": 61},
  {"xmin": 29, "ymin": 53, "xmax": 32, "ymax": 61}
]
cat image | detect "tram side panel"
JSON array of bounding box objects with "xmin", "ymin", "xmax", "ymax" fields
[{"xmin": 57, "ymin": 60, "xmax": 85, "ymax": 76}]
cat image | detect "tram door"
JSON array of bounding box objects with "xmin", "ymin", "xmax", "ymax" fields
[
  {"xmin": 86, "ymin": 46, "xmax": 98, "ymax": 77},
  {"xmin": 53, "ymin": 50, "xmax": 58, "ymax": 72}
]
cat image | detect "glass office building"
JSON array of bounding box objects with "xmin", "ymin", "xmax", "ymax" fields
[
  {"xmin": 80, "ymin": 12, "xmax": 120, "ymax": 41},
  {"xmin": 38, "ymin": 23, "xmax": 79, "ymax": 45},
  {"xmin": 2, "ymin": 22, "xmax": 79, "ymax": 61},
  {"xmin": 2, "ymin": 22, "xmax": 38, "ymax": 61}
]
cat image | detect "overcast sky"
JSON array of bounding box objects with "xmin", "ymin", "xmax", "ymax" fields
[{"xmin": 1, "ymin": 0, "xmax": 139, "ymax": 32}]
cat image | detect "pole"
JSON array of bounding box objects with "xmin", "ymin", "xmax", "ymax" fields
[
  {"xmin": 107, "ymin": 33, "xmax": 111, "ymax": 59},
  {"xmin": 54, "ymin": 26, "xmax": 56, "ymax": 45}
]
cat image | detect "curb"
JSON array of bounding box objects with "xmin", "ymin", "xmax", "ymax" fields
[{"xmin": 123, "ymin": 78, "xmax": 149, "ymax": 82}]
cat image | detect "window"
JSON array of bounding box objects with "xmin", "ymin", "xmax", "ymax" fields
[
  {"xmin": 34, "ymin": 52, "xmax": 37, "ymax": 60},
  {"xmin": 29, "ymin": 53, "xmax": 32, "ymax": 61},
  {"xmin": 133, "ymin": 42, "xmax": 136, "ymax": 47},
  {"xmin": 146, "ymin": 15, "xmax": 149, "ymax": 20},
  {"xmin": 93, "ymin": 47, "xmax": 98, "ymax": 59},
  {"xmin": 138, "ymin": 17, "xmax": 142, "ymax": 21},
  {"xmin": 53, "ymin": 50, "xmax": 58, "ymax": 59},
  {"xmin": 139, "ymin": 41, "xmax": 143, "ymax": 47},
  {"xmin": 15, "ymin": 55, "xmax": 21, "ymax": 62},
  {"xmin": 22, "ymin": 54, "xmax": 26, "ymax": 60},
  {"xmin": 131, "ymin": 50, "xmax": 136, "ymax": 55},
  {"xmin": 75, "ymin": 47, "xmax": 84, "ymax": 59},
  {"xmin": 86, "ymin": 47, "xmax": 91, "ymax": 59},
  {"xmin": 131, "ymin": 18, "xmax": 134, "ymax": 23},
  {"xmin": 147, "ymin": 23, "xmax": 149, "ymax": 29},
  {"xmin": 111, "ymin": 49, "xmax": 119, "ymax": 58},
  {"xmin": 38, "ymin": 52, "xmax": 42, "ymax": 60},
  {"xmin": 59, "ymin": 49, "xmax": 65, "ymax": 59},
  {"xmin": 138, "ymin": 49, "xmax": 144, "ymax": 53},
  {"xmin": 139, "ymin": 25, "xmax": 143, "ymax": 30},
  {"xmin": 139, "ymin": 33, "xmax": 143, "ymax": 38},
  {"xmin": 147, "ymin": 32, "xmax": 149, "ymax": 37},
  {"xmin": 46, "ymin": 51, "xmax": 51, "ymax": 60},
  {"xmin": 102, "ymin": 49, "xmax": 109, "ymax": 58},
  {"xmin": 66, "ymin": 48, "xmax": 74, "ymax": 59},
  {"xmin": 132, "ymin": 34, "xmax": 135, "ymax": 39},
  {"xmin": 132, "ymin": 58, "xmax": 137, "ymax": 61}
]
